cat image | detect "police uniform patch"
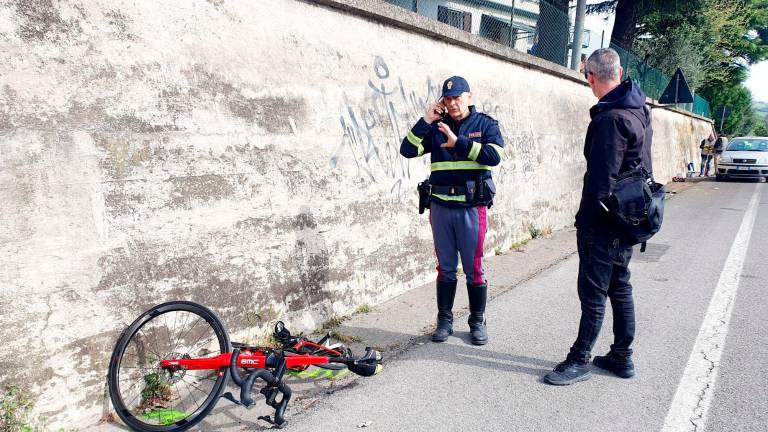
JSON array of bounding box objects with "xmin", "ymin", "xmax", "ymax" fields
[{"xmin": 469, "ymin": 131, "xmax": 482, "ymax": 138}]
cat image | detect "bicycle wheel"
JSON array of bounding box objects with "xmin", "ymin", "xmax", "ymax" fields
[{"xmin": 108, "ymin": 301, "xmax": 230, "ymax": 432}]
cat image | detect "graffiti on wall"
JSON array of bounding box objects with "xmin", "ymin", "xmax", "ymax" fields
[
  {"xmin": 330, "ymin": 56, "xmax": 439, "ymax": 194},
  {"xmin": 331, "ymin": 56, "xmax": 547, "ymax": 191}
]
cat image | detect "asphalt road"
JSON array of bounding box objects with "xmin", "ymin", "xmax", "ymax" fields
[
  {"xmin": 97, "ymin": 179, "xmax": 767, "ymax": 432},
  {"xmin": 279, "ymin": 180, "xmax": 768, "ymax": 432}
]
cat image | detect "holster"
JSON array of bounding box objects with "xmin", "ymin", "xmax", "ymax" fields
[{"xmin": 417, "ymin": 178, "xmax": 431, "ymax": 214}]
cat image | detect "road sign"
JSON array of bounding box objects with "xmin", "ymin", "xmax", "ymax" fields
[{"xmin": 658, "ymin": 68, "xmax": 694, "ymax": 104}]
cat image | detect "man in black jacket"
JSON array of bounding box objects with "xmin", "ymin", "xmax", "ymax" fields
[{"xmin": 544, "ymin": 48, "xmax": 652, "ymax": 385}]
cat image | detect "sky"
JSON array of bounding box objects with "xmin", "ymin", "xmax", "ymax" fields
[{"xmin": 745, "ymin": 61, "xmax": 768, "ymax": 103}]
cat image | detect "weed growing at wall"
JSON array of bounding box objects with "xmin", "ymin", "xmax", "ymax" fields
[
  {"xmin": 2, "ymin": 385, "xmax": 37, "ymax": 432},
  {"xmin": 529, "ymin": 226, "xmax": 542, "ymax": 239},
  {"xmin": 0, "ymin": 385, "xmax": 77, "ymax": 432}
]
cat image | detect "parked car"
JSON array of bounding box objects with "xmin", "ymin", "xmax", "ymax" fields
[{"xmin": 715, "ymin": 136, "xmax": 768, "ymax": 181}]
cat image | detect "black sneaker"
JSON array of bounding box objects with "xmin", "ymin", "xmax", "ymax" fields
[
  {"xmin": 543, "ymin": 359, "xmax": 592, "ymax": 385},
  {"xmin": 593, "ymin": 353, "xmax": 635, "ymax": 378}
]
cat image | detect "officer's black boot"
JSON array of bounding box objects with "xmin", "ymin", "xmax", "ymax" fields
[
  {"xmin": 432, "ymin": 280, "xmax": 457, "ymax": 343},
  {"xmin": 467, "ymin": 283, "xmax": 488, "ymax": 345}
]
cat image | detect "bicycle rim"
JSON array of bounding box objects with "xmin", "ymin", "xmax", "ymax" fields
[{"xmin": 108, "ymin": 301, "xmax": 230, "ymax": 432}]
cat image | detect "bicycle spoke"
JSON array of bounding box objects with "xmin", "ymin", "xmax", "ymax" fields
[{"xmin": 109, "ymin": 303, "xmax": 229, "ymax": 430}]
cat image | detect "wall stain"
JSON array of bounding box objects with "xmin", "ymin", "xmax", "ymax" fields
[
  {"xmin": 103, "ymin": 9, "xmax": 137, "ymax": 41},
  {"xmin": 92, "ymin": 133, "xmax": 152, "ymax": 179},
  {"xmin": 14, "ymin": 0, "xmax": 82, "ymax": 42},
  {"xmin": 165, "ymin": 174, "xmax": 239, "ymax": 209},
  {"xmin": 162, "ymin": 64, "xmax": 309, "ymax": 133}
]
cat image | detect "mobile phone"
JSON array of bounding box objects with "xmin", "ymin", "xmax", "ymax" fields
[{"xmin": 436, "ymin": 97, "xmax": 447, "ymax": 121}]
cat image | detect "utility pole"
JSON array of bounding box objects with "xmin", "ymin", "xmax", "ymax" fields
[
  {"xmin": 570, "ymin": 0, "xmax": 587, "ymax": 71},
  {"xmin": 509, "ymin": 0, "xmax": 516, "ymax": 48}
]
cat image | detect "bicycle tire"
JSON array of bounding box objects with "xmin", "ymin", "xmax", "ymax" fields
[{"xmin": 107, "ymin": 301, "xmax": 230, "ymax": 432}]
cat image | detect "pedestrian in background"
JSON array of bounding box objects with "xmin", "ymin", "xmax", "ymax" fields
[
  {"xmin": 399, "ymin": 76, "xmax": 504, "ymax": 345},
  {"xmin": 700, "ymin": 133, "xmax": 715, "ymax": 176},
  {"xmin": 714, "ymin": 132, "xmax": 728, "ymax": 155},
  {"xmin": 544, "ymin": 48, "xmax": 652, "ymax": 385}
]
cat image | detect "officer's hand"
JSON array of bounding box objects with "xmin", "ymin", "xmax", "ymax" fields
[
  {"xmin": 423, "ymin": 100, "xmax": 446, "ymax": 124},
  {"xmin": 438, "ymin": 122, "xmax": 457, "ymax": 148}
]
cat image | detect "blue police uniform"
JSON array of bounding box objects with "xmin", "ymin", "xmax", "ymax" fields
[{"xmin": 399, "ymin": 76, "xmax": 504, "ymax": 345}]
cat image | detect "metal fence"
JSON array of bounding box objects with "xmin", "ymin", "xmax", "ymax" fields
[
  {"xmin": 382, "ymin": 0, "xmax": 712, "ymax": 119},
  {"xmin": 611, "ymin": 44, "xmax": 712, "ymax": 118}
]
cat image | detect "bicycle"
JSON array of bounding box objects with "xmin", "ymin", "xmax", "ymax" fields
[{"xmin": 107, "ymin": 301, "xmax": 383, "ymax": 431}]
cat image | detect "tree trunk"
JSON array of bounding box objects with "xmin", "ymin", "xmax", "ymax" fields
[{"xmin": 610, "ymin": 0, "xmax": 639, "ymax": 49}]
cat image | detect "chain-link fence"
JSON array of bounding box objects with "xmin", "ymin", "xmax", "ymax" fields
[
  {"xmin": 382, "ymin": 0, "xmax": 712, "ymax": 119},
  {"xmin": 612, "ymin": 44, "xmax": 712, "ymax": 118}
]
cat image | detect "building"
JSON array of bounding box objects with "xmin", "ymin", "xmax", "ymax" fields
[{"xmin": 386, "ymin": 0, "xmax": 615, "ymax": 68}]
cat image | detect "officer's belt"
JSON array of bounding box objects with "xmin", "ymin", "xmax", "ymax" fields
[{"xmin": 430, "ymin": 185, "xmax": 467, "ymax": 196}]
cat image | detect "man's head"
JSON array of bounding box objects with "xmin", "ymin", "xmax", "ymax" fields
[
  {"xmin": 441, "ymin": 76, "xmax": 472, "ymax": 121},
  {"xmin": 584, "ymin": 48, "xmax": 623, "ymax": 99}
]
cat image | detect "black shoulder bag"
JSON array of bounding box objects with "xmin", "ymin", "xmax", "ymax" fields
[{"xmin": 604, "ymin": 166, "xmax": 665, "ymax": 252}]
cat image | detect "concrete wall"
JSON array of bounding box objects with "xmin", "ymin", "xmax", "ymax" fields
[{"xmin": 0, "ymin": 0, "xmax": 712, "ymax": 427}]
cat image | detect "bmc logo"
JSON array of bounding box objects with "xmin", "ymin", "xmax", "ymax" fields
[{"xmin": 241, "ymin": 359, "xmax": 260, "ymax": 365}]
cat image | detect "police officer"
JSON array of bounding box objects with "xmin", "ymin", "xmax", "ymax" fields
[
  {"xmin": 400, "ymin": 76, "xmax": 504, "ymax": 345},
  {"xmin": 544, "ymin": 48, "xmax": 652, "ymax": 385}
]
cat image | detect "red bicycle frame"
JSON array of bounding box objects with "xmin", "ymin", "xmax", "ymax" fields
[{"xmin": 158, "ymin": 349, "xmax": 338, "ymax": 371}]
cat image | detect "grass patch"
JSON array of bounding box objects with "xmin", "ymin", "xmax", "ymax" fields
[
  {"xmin": 355, "ymin": 304, "xmax": 371, "ymax": 314},
  {"xmin": 510, "ymin": 238, "xmax": 531, "ymax": 251},
  {"xmin": 1, "ymin": 385, "xmax": 36, "ymax": 432},
  {"xmin": 320, "ymin": 315, "xmax": 346, "ymax": 332},
  {"xmin": 0, "ymin": 385, "xmax": 76, "ymax": 432},
  {"xmin": 329, "ymin": 331, "xmax": 362, "ymax": 345}
]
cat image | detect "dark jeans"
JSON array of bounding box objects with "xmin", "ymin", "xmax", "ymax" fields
[
  {"xmin": 568, "ymin": 227, "xmax": 635, "ymax": 364},
  {"xmin": 700, "ymin": 154, "xmax": 712, "ymax": 176}
]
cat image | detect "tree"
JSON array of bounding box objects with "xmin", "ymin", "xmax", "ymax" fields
[
  {"xmin": 588, "ymin": 0, "xmax": 768, "ymax": 133},
  {"xmin": 753, "ymin": 122, "xmax": 768, "ymax": 136},
  {"xmin": 708, "ymin": 84, "xmax": 754, "ymax": 134}
]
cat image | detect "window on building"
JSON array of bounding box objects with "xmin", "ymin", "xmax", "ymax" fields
[
  {"xmin": 570, "ymin": 27, "xmax": 592, "ymax": 48},
  {"xmin": 438, "ymin": 6, "xmax": 471, "ymax": 32}
]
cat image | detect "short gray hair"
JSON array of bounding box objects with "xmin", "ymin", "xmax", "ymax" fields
[{"xmin": 586, "ymin": 48, "xmax": 621, "ymax": 82}]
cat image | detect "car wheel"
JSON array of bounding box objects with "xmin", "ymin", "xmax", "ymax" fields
[{"xmin": 716, "ymin": 174, "xmax": 724, "ymax": 181}]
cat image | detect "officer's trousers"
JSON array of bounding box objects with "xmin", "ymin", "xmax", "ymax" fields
[{"xmin": 429, "ymin": 202, "xmax": 487, "ymax": 285}]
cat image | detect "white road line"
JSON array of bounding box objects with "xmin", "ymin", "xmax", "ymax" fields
[{"xmin": 661, "ymin": 184, "xmax": 762, "ymax": 432}]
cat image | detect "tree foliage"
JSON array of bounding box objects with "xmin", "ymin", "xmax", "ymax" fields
[{"xmin": 589, "ymin": 0, "xmax": 768, "ymax": 134}]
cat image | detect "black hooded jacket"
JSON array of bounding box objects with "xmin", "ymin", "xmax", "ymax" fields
[{"xmin": 575, "ymin": 79, "xmax": 653, "ymax": 229}]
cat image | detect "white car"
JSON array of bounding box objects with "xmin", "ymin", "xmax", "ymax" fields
[{"xmin": 715, "ymin": 136, "xmax": 768, "ymax": 181}]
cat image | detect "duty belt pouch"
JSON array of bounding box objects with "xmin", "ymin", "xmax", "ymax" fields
[
  {"xmin": 465, "ymin": 180, "xmax": 476, "ymax": 204},
  {"xmin": 417, "ymin": 177, "xmax": 431, "ymax": 214},
  {"xmin": 482, "ymin": 178, "xmax": 496, "ymax": 208}
]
